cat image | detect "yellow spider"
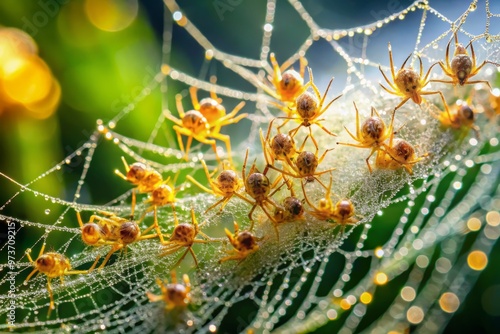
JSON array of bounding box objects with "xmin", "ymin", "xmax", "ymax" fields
[
  {"xmin": 158, "ymin": 207, "xmax": 219, "ymax": 267},
  {"xmin": 260, "ymin": 52, "xmax": 308, "ymax": 108},
  {"xmin": 281, "ymin": 68, "xmax": 342, "ymax": 151},
  {"xmin": 263, "ymin": 131, "xmax": 334, "ymax": 193},
  {"xmin": 337, "ymin": 102, "xmax": 396, "ymax": 173},
  {"xmin": 168, "ymin": 90, "xmax": 247, "ymax": 165},
  {"xmin": 147, "ymin": 271, "xmax": 191, "ymax": 311},
  {"xmin": 186, "ymin": 159, "xmax": 242, "ymax": 213},
  {"xmin": 76, "ymin": 208, "xmax": 162, "ymax": 270},
  {"xmin": 376, "ymin": 131, "xmax": 427, "ymax": 174},
  {"xmin": 260, "ymin": 118, "xmax": 300, "ymax": 167},
  {"xmin": 233, "ymin": 149, "xmax": 284, "ymax": 230},
  {"xmin": 379, "ymin": 43, "xmax": 449, "ymax": 116},
  {"xmin": 24, "ymin": 244, "xmax": 99, "ymax": 316},
  {"xmin": 434, "ymin": 95, "xmax": 479, "ymax": 139},
  {"xmin": 301, "ymin": 174, "xmax": 358, "ymax": 235},
  {"xmin": 431, "ymin": 32, "xmax": 499, "ymax": 89},
  {"xmin": 115, "ymin": 156, "xmax": 163, "ymax": 216},
  {"xmin": 115, "ymin": 156, "xmax": 163, "ymax": 193},
  {"xmin": 219, "ymin": 222, "xmax": 261, "ymax": 263}
]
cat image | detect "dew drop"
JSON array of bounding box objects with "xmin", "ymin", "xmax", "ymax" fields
[
  {"xmin": 469, "ymin": 3, "xmax": 477, "ymax": 11},
  {"xmin": 45, "ymin": 209, "xmax": 51, "ymax": 215}
]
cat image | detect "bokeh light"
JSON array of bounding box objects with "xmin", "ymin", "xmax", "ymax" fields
[{"xmin": 85, "ymin": 0, "xmax": 138, "ymax": 32}]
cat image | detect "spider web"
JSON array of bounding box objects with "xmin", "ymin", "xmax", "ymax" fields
[{"xmin": 1, "ymin": 0, "xmax": 500, "ymax": 333}]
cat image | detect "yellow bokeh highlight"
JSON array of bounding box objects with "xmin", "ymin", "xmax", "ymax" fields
[
  {"xmin": 467, "ymin": 217, "xmax": 481, "ymax": 231},
  {"xmin": 486, "ymin": 211, "xmax": 500, "ymax": 226},
  {"xmin": 85, "ymin": 0, "xmax": 138, "ymax": 32},
  {"xmin": 2, "ymin": 55, "xmax": 52, "ymax": 104},
  {"xmin": 467, "ymin": 250, "xmax": 488, "ymax": 270},
  {"xmin": 439, "ymin": 292, "xmax": 460, "ymax": 313},
  {"xmin": 406, "ymin": 306, "xmax": 424, "ymax": 324},
  {"xmin": 0, "ymin": 27, "xmax": 60, "ymax": 119},
  {"xmin": 340, "ymin": 299, "xmax": 352, "ymax": 310},
  {"xmin": 375, "ymin": 272, "xmax": 388, "ymax": 285},
  {"xmin": 360, "ymin": 292, "xmax": 373, "ymax": 304}
]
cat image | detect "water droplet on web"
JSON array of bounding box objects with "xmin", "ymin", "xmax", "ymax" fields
[
  {"xmin": 486, "ymin": 35, "xmax": 492, "ymax": 43},
  {"xmin": 432, "ymin": 43, "xmax": 438, "ymax": 49},
  {"xmin": 45, "ymin": 209, "xmax": 51, "ymax": 215},
  {"xmin": 469, "ymin": 3, "xmax": 477, "ymax": 11}
]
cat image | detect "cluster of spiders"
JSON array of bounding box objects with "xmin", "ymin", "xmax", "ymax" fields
[{"xmin": 23, "ymin": 32, "xmax": 498, "ymax": 315}]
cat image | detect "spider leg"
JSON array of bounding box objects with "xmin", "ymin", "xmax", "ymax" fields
[
  {"xmin": 209, "ymin": 132, "xmax": 233, "ymax": 165},
  {"xmin": 189, "ymin": 86, "xmax": 200, "ymax": 110},
  {"xmin": 420, "ymin": 90, "xmax": 450, "ymax": 119},
  {"xmin": 385, "ymin": 43, "xmax": 395, "ymax": 81},
  {"xmin": 98, "ymin": 244, "xmax": 123, "ymax": 270},
  {"xmin": 175, "ymin": 93, "xmax": 186, "ymax": 118},
  {"xmin": 46, "ymin": 278, "xmax": 55, "ymax": 316},
  {"xmin": 392, "ymin": 97, "xmax": 410, "ymax": 114}
]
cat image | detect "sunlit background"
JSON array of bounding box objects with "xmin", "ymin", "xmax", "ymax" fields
[{"xmin": 0, "ymin": 0, "xmax": 499, "ymax": 333}]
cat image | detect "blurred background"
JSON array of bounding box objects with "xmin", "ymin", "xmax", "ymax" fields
[{"xmin": 0, "ymin": 0, "xmax": 499, "ymax": 332}]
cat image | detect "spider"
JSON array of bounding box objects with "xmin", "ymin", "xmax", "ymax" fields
[
  {"xmin": 434, "ymin": 96, "xmax": 479, "ymax": 138},
  {"xmin": 115, "ymin": 156, "xmax": 163, "ymax": 216},
  {"xmin": 379, "ymin": 43, "xmax": 450, "ymax": 116},
  {"xmin": 259, "ymin": 52, "xmax": 308, "ymax": 107},
  {"xmin": 169, "ymin": 91, "xmax": 247, "ymax": 165},
  {"xmin": 147, "ymin": 271, "xmax": 191, "ymax": 311},
  {"xmin": 158, "ymin": 207, "xmax": 219, "ymax": 267},
  {"xmin": 219, "ymin": 222, "xmax": 262, "ymax": 263},
  {"xmin": 24, "ymin": 244, "xmax": 99, "ymax": 316},
  {"xmin": 431, "ymin": 32, "xmax": 499, "ymax": 89},
  {"xmin": 301, "ymin": 174, "xmax": 358, "ymax": 234},
  {"xmin": 233, "ymin": 149, "xmax": 283, "ymax": 230},
  {"xmin": 189, "ymin": 81, "xmax": 247, "ymax": 129},
  {"xmin": 281, "ymin": 68, "xmax": 342, "ymax": 151},
  {"xmin": 186, "ymin": 159, "xmax": 242, "ymax": 213},
  {"xmin": 263, "ymin": 134, "xmax": 335, "ymax": 193},
  {"xmin": 260, "ymin": 118, "xmax": 300, "ymax": 167},
  {"xmin": 115, "ymin": 156, "xmax": 162, "ymax": 193},
  {"xmin": 273, "ymin": 196, "xmax": 305, "ymax": 225},
  {"xmin": 376, "ymin": 132, "xmax": 426, "ymax": 174},
  {"xmin": 337, "ymin": 102, "xmax": 396, "ymax": 173},
  {"xmin": 76, "ymin": 208, "xmax": 163, "ymax": 269},
  {"xmin": 142, "ymin": 175, "xmax": 181, "ymax": 215}
]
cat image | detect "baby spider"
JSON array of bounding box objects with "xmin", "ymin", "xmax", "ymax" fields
[
  {"xmin": 379, "ymin": 43, "xmax": 449, "ymax": 116},
  {"xmin": 376, "ymin": 132, "xmax": 427, "ymax": 174},
  {"xmin": 115, "ymin": 156, "xmax": 163, "ymax": 216},
  {"xmin": 301, "ymin": 174, "xmax": 358, "ymax": 235},
  {"xmin": 337, "ymin": 102, "xmax": 396, "ymax": 173},
  {"xmin": 234, "ymin": 149, "xmax": 282, "ymax": 230},
  {"xmin": 189, "ymin": 83, "xmax": 247, "ymax": 130},
  {"xmin": 24, "ymin": 244, "xmax": 99, "ymax": 316},
  {"xmin": 147, "ymin": 271, "xmax": 191, "ymax": 311},
  {"xmin": 281, "ymin": 68, "xmax": 342, "ymax": 151},
  {"xmin": 434, "ymin": 96, "xmax": 479, "ymax": 139},
  {"xmin": 260, "ymin": 52, "xmax": 308, "ymax": 107},
  {"xmin": 260, "ymin": 118, "xmax": 300, "ymax": 167},
  {"xmin": 115, "ymin": 156, "xmax": 163, "ymax": 193},
  {"xmin": 169, "ymin": 91, "xmax": 247, "ymax": 165},
  {"xmin": 431, "ymin": 32, "xmax": 499, "ymax": 89},
  {"xmin": 186, "ymin": 159, "xmax": 242, "ymax": 213},
  {"xmin": 76, "ymin": 208, "xmax": 162, "ymax": 269},
  {"xmin": 158, "ymin": 207, "xmax": 219, "ymax": 267},
  {"xmin": 273, "ymin": 196, "xmax": 305, "ymax": 224},
  {"xmin": 142, "ymin": 175, "xmax": 181, "ymax": 216},
  {"xmin": 219, "ymin": 221, "xmax": 262, "ymax": 263},
  {"xmin": 263, "ymin": 133, "xmax": 335, "ymax": 193}
]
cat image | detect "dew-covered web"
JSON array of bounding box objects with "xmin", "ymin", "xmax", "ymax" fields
[{"xmin": 1, "ymin": 0, "xmax": 500, "ymax": 333}]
